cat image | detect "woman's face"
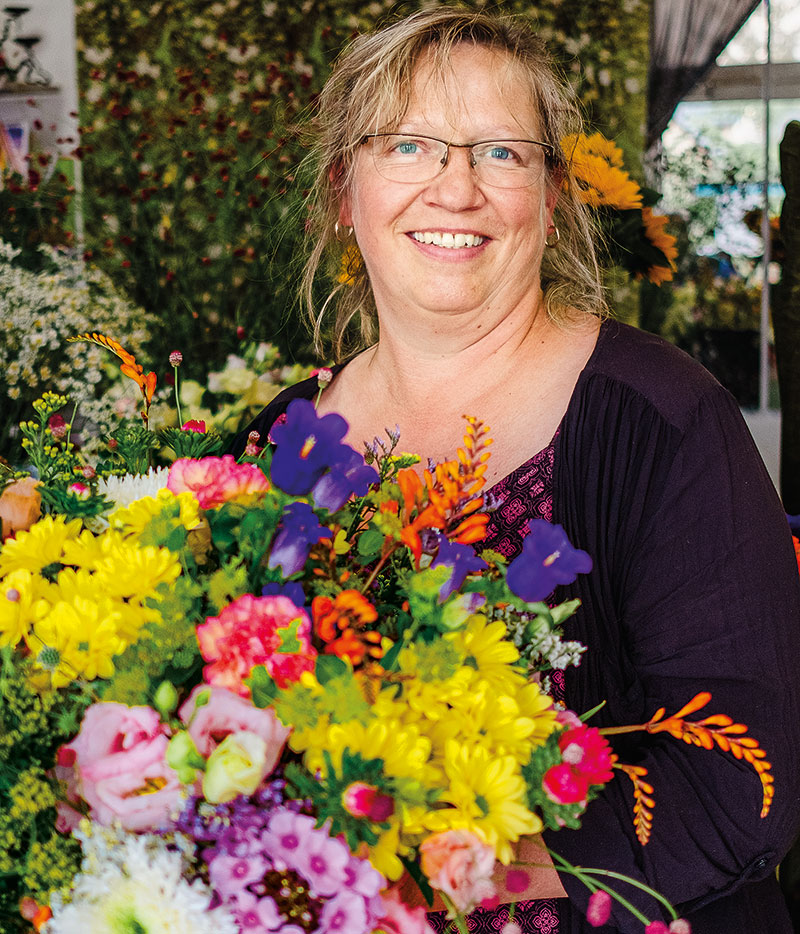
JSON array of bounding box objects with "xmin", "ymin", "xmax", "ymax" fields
[{"xmin": 339, "ymin": 43, "xmax": 556, "ymax": 327}]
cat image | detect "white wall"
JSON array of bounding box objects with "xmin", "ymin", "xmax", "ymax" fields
[{"xmin": 1, "ymin": 0, "xmax": 79, "ymax": 161}]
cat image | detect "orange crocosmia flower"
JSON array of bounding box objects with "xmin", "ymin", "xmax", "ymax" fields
[
  {"xmin": 312, "ymin": 590, "xmax": 382, "ymax": 665},
  {"xmin": 68, "ymin": 332, "xmax": 157, "ymax": 405},
  {"xmin": 793, "ymin": 536, "xmax": 800, "ymax": 575}
]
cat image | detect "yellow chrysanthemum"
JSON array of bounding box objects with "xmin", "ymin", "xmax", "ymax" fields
[
  {"xmin": 53, "ymin": 566, "xmax": 153, "ymax": 643},
  {"xmin": 62, "ymin": 531, "xmax": 181, "ymax": 601},
  {"xmin": 108, "ymin": 488, "xmax": 201, "ymax": 537},
  {"xmin": 393, "ymin": 645, "xmax": 473, "ymax": 723},
  {"xmin": 0, "ymin": 515, "xmax": 82, "ymax": 576},
  {"xmin": 562, "ymin": 132, "xmax": 642, "ymax": 210},
  {"xmin": 337, "ymin": 245, "xmax": 363, "ymax": 285},
  {"xmin": 0, "ymin": 569, "xmax": 53, "ymax": 647},
  {"xmin": 448, "ymin": 614, "xmax": 526, "ymax": 696},
  {"xmin": 28, "ymin": 599, "xmax": 124, "ymax": 687},
  {"xmin": 423, "ymin": 740, "xmax": 541, "ymax": 863}
]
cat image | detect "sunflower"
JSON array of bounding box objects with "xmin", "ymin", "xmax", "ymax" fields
[
  {"xmin": 641, "ymin": 206, "xmax": 678, "ymax": 284},
  {"xmin": 562, "ymin": 132, "xmax": 643, "ymax": 211}
]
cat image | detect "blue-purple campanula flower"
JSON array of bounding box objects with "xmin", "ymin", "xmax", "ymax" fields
[
  {"xmin": 431, "ymin": 536, "xmax": 488, "ymax": 601},
  {"xmin": 313, "ymin": 447, "xmax": 379, "ymax": 512},
  {"xmin": 269, "ymin": 399, "xmax": 350, "ymax": 496},
  {"xmin": 506, "ymin": 520, "xmax": 592, "ymax": 603},
  {"xmin": 267, "ymin": 502, "xmax": 331, "ymax": 577}
]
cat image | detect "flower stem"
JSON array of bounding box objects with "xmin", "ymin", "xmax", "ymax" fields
[{"xmin": 173, "ymin": 364, "xmax": 183, "ymax": 428}]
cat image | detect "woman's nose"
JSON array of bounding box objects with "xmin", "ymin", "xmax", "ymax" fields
[{"xmin": 422, "ymin": 146, "xmax": 484, "ymax": 210}]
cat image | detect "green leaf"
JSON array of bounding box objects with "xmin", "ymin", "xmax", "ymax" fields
[
  {"xmin": 247, "ymin": 665, "xmax": 278, "ymax": 708},
  {"xmin": 357, "ymin": 527, "xmax": 384, "ymax": 559},
  {"xmin": 316, "ymin": 654, "xmax": 348, "ymax": 685},
  {"xmin": 277, "ymin": 615, "xmax": 303, "ymax": 654}
]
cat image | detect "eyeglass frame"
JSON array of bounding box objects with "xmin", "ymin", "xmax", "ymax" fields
[{"xmin": 359, "ymin": 132, "xmax": 556, "ymax": 188}]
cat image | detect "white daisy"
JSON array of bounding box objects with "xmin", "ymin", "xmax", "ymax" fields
[
  {"xmin": 45, "ymin": 825, "xmax": 237, "ymax": 934},
  {"xmin": 98, "ymin": 468, "xmax": 170, "ymax": 511}
]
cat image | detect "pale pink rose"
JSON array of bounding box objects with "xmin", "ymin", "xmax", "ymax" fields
[
  {"xmin": 420, "ymin": 829, "xmax": 496, "ymax": 915},
  {"xmin": 167, "ymin": 455, "xmax": 269, "ymax": 510},
  {"xmin": 62, "ymin": 702, "xmax": 181, "ymax": 831},
  {"xmin": 374, "ymin": 892, "xmax": 437, "ymax": 934},
  {"xmin": 179, "ymin": 684, "xmax": 289, "ymax": 764}
]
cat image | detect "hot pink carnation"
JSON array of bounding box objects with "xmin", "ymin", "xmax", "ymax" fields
[
  {"xmin": 558, "ymin": 725, "xmax": 615, "ymax": 783},
  {"xmin": 167, "ymin": 454, "xmax": 269, "ymax": 509},
  {"xmin": 420, "ymin": 829, "xmax": 496, "ymax": 915},
  {"xmin": 179, "ymin": 684, "xmax": 290, "ymax": 764},
  {"xmin": 61, "ymin": 702, "xmax": 181, "ymax": 831},
  {"xmin": 197, "ymin": 594, "xmax": 316, "ymax": 697}
]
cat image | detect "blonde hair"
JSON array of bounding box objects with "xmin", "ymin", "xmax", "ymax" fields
[{"xmin": 301, "ymin": 6, "xmax": 606, "ymax": 360}]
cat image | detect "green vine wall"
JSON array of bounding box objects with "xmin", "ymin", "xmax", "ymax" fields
[{"xmin": 74, "ymin": 0, "xmax": 651, "ymax": 371}]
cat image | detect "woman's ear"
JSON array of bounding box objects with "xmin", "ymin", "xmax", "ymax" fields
[{"xmin": 545, "ymin": 167, "xmax": 563, "ymax": 221}]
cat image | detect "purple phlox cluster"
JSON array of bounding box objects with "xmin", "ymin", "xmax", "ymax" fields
[
  {"xmin": 431, "ymin": 536, "xmax": 488, "ymax": 601},
  {"xmin": 262, "ymin": 581, "xmax": 307, "ymax": 609},
  {"xmin": 505, "ymin": 519, "xmax": 592, "ymax": 603},
  {"xmin": 268, "ymin": 503, "xmax": 331, "ymax": 577},
  {"xmin": 204, "ymin": 806, "xmax": 385, "ymax": 934}
]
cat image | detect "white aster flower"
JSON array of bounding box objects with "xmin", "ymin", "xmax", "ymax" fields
[
  {"xmin": 45, "ymin": 827, "xmax": 237, "ymax": 934},
  {"xmin": 98, "ymin": 468, "xmax": 170, "ymax": 510}
]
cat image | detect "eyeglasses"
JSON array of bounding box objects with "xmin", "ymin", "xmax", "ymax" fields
[{"xmin": 361, "ymin": 132, "xmax": 554, "ymax": 189}]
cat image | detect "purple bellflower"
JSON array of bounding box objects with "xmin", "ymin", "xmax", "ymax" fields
[
  {"xmin": 313, "ymin": 447, "xmax": 379, "ymax": 512},
  {"xmin": 267, "ymin": 502, "xmax": 331, "ymax": 577},
  {"xmin": 269, "ymin": 398, "xmax": 350, "ymax": 496},
  {"xmin": 506, "ymin": 519, "xmax": 592, "ymax": 603},
  {"xmin": 262, "ymin": 580, "xmax": 306, "ymax": 608},
  {"xmin": 431, "ymin": 536, "xmax": 488, "ymax": 601}
]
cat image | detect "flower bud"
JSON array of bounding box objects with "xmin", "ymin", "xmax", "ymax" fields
[
  {"xmin": 342, "ymin": 781, "xmax": 395, "ymax": 821},
  {"xmin": 202, "ymin": 731, "xmax": 270, "ymax": 804},
  {"xmin": 153, "ymin": 680, "xmax": 179, "ymax": 717},
  {"xmin": 169, "ymin": 350, "xmax": 183, "ymax": 367}
]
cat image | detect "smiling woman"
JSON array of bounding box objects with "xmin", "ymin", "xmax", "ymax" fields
[{"xmin": 234, "ymin": 8, "xmax": 800, "ymax": 933}]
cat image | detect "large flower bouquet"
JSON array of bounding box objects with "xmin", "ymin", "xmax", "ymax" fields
[{"xmin": 0, "ymin": 339, "xmax": 773, "ymax": 934}]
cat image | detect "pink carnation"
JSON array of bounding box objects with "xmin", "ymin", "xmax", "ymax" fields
[
  {"xmin": 197, "ymin": 594, "xmax": 316, "ymax": 697},
  {"xmin": 558, "ymin": 725, "xmax": 615, "ymax": 783},
  {"xmin": 167, "ymin": 454, "xmax": 269, "ymax": 509},
  {"xmin": 181, "ymin": 419, "xmax": 207, "ymax": 433},
  {"xmin": 542, "ymin": 762, "xmax": 589, "ymax": 805},
  {"xmin": 61, "ymin": 702, "xmax": 181, "ymax": 831},
  {"xmin": 420, "ymin": 829, "xmax": 496, "ymax": 915}
]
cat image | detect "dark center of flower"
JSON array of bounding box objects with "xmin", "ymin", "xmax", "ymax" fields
[
  {"xmin": 37, "ymin": 646, "xmax": 61, "ymax": 670},
  {"xmin": 252, "ymin": 868, "xmax": 322, "ymax": 933}
]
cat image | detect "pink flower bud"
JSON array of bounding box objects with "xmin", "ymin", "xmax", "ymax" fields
[
  {"xmin": 501, "ymin": 923, "xmax": 522, "ymax": 934},
  {"xmin": 49, "ymin": 414, "xmax": 68, "ymax": 440},
  {"xmin": 81, "ymin": 465, "xmax": 97, "ymax": 479},
  {"xmin": 248, "ymin": 430, "xmax": 261, "ymax": 443},
  {"xmin": 586, "ymin": 889, "xmax": 612, "ymax": 926},
  {"xmin": 342, "ymin": 781, "xmax": 395, "ymax": 821},
  {"xmin": 169, "ymin": 350, "xmax": 183, "ymax": 366},
  {"xmin": 5, "ymin": 588, "xmax": 21, "ymax": 602},
  {"xmin": 244, "ymin": 443, "xmax": 261, "ymax": 457},
  {"xmin": 181, "ymin": 419, "xmax": 206, "ymax": 433},
  {"xmin": 315, "ymin": 367, "xmax": 333, "ymax": 387},
  {"xmin": 68, "ymin": 482, "xmax": 90, "ymax": 498},
  {"xmin": 645, "ymin": 922, "xmax": 670, "ymax": 934},
  {"xmin": 669, "ymin": 922, "xmax": 692, "ymax": 934},
  {"xmin": 236, "ymin": 325, "xmax": 246, "ymax": 339}
]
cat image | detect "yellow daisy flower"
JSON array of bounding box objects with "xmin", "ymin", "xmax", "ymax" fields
[
  {"xmin": 562, "ymin": 132, "xmax": 643, "ymax": 210},
  {"xmin": 0, "ymin": 569, "xmax": 53, "ymax": 648},
  {"xmin": 423, "ymin": 740, "xmax": 541, "ymax": 863},
  {"xmin": 77, "ymin": 534, "xmax": 181, "ymax": 600},
  {"xmin": 53, "ymin": 567, "xmax": 152, "ymax": 644},
  {"xmin": 0, "ymin": 515, "xmax": 82, "ymax": 576},
  {"xmin": 448, "ymin": 615, "xmax": 527, "ymax": 696}
]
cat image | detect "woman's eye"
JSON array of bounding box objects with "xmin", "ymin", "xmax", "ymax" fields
[
  {"xmin": 397, "ymin": 141, "xmax": 419, "ymax": 154},
  {"xmin": 488, "ymin": 145, "xmax": 514, "ymax": 161}
]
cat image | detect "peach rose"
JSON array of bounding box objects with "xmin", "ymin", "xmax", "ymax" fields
[
  {"xmin": 374, "ymin": 892, "xmax": 437, "ymax": 934},
  {"xmin": 0, "ymin": 477, "xmax": 41, "ymax": 540},
  {"xmin": 62, "ymin": 702, "xmax": 182, "ymax": 831},
  {"xmin": 420, "ymin": 829, "xmax": 496, "ymax": 915}
]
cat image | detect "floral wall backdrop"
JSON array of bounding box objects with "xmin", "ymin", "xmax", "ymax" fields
[{"xmin": 72, "ymin": 0, "xmax": 650, "ymax": 374}]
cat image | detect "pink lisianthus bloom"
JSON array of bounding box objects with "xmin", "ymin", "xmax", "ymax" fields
[
  {"xmin": 167, "ymin": 454, "xmax": 269, "ymax": 509},
  {"xmin": 542, "ymin": 762, "xmax": 589, "ymax": 805},
  {"xmin": 374, "ymin": 892, "xmax": 437, "ymax": 934},
  {"xmin": 419, "ymin": 829, "xmax": 496, "ymax": 916},
  {"xmin": 197, "ymin": 594, "xmax": 316, "ymax": 697},
  {"xmin": 558, "ymin": 725, "xmax": 616, "ymax": 784},
  {"xmin": 179, "ymin": 683, "xmax": 290, "ymax": 759},
  {"xmin": 60, "ymin": 702, "xmax": 181, "ymax": 831}
]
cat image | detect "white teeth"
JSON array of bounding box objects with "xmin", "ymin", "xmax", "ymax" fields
[{"xmin": 411, "ymin": 231, "xmax": 484, "ymax": 248}]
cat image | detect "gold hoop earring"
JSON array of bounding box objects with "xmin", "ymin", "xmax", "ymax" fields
[
  {"xmin": 334, "ymin": 222, "xmax": 353, "ymax": 242},
  {"xmin": 545, "ymin": 225, "xmax": 560, "ymax": 248}
]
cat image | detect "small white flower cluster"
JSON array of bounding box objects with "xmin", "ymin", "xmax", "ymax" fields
[
  {"xmin": 44, "ymin": 823, "xmax": 237, "ymax": 934},
  {"xmin": 98, "ymin": 467, "xmax": 170, "ymax": 510},
  {"xmin": 0, "ymin": 241, "xmax": 155, "ymax": 452}
]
